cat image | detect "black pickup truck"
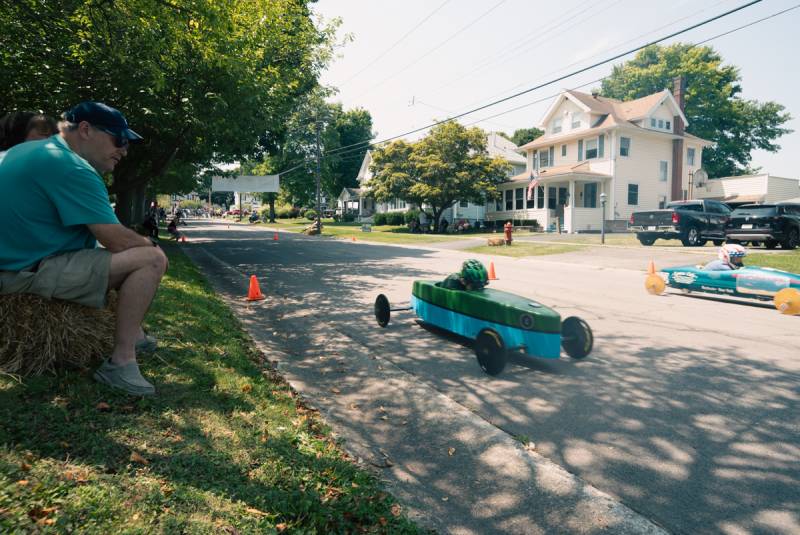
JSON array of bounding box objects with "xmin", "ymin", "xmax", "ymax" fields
[{"xmin": 628, "ymin": 199, "xmax": 731, "ymax": 246}]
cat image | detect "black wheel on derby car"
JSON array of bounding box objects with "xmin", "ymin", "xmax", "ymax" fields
[
  {"xmin": 474, "ymin": 329, "xmax": 507, "ymax": 376},
  {"xmin": 374, "ymin": 294, "xmax": 391, "ymax": 328},
  {"xmin": 561, "ymin": 316, "xmax": 593, "ymax": 359}
]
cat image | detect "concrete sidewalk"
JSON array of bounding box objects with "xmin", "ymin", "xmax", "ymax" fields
[{"xmin": 183, "ymin": 238, "xmax": 668, "ymax": 535}]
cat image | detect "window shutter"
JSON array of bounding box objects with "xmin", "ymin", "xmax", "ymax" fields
[
  {"xmin": 598, "ymin": 135, "xmax": 604, "ymax": 158},
  {"xmin": 578, "ymin": 140, "xmax": 583, "ymax": 160},
  {"xmin": 549, "ymin": 146, "xmax": 554, "ymax": 165}
]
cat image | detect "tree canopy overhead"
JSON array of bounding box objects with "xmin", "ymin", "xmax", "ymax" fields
[
  {"xmin": 0, "ymin": 0, "xmax": 337, "ymax": 223},
  {"xmin": 367, "ymin": 121, "xmax": 509, "ymax": 229},
  {"xmin": 600, "ymin": 43, "xmax": 792, "ymax": 178}
]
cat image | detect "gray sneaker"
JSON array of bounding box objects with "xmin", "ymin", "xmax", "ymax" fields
[
  {"xmin": 135, "ymin": 334, "xmax": 158, "ymax": 355},
  {"xmin": 93, "ymin": 359, "xmax": 156, "ymax": 396}
]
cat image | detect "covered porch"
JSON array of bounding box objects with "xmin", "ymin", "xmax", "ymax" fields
[{"xmin": 486, "ymin": 167, "xmax": 612, "ymax": 233}]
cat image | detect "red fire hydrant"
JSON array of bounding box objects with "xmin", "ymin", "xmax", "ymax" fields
[{"xmin": 503, "ymin": 221, "xmax": 513, "ymax": 245}]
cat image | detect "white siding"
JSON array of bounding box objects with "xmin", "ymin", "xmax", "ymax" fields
[
  {"xmin": 766, "ymin": 176, "xmax": 800, "ymax": 202},
  {"xmin": 613, "ymin": 133, "xmax": 673, "ymax": 220}
]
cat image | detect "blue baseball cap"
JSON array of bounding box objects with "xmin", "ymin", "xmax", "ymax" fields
[{"xmin": 64, "ymin": 101, "xmax": 143, "ymax": 142}]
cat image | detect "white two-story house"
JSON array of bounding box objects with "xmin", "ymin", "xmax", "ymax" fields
[{"xmin": 487, "ymin": 79, "xmax": 712, "ymax": 232}]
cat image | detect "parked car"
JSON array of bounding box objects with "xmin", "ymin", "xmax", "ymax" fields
[
  {"xmin": 628, "ymin": 199, "xmax": 731, "ymax": 247},
  {"xmin": 725, "ymin": 202, "xmax": 800, "ymax": 250}
]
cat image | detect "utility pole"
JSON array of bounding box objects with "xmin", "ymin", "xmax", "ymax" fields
[{"xmin": 314, "ymin": 118, "xmax": 323, "ymax": 232}]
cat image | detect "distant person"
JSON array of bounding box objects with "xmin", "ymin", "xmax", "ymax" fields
[
  {"xmin": 0, "ymin": 101, "xmax": 166, "ymax": 396},
  {"xmin": 0, "ymin": 111, "xmax": 57, "ymax": 161},
  {"xmin": 167, "ymin": 217, "xmax": 182, "ymax": 241},
  {"xmin": 705, "ymin": 244, "xmax": 746, "ymax": 271},
  {"xmin": 439, "ymin": 259, "xmax": 490, "ymax": 291}
]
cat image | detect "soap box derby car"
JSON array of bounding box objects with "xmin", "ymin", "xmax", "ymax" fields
[
  {"xmin": 374, "ymin": 281, "xmax": 593, "ymax": 376},
  {"xmin": 646, "ymin": 264, "xmax": 800, "ymax": 314}
]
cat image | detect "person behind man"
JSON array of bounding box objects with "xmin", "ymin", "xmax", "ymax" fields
[
  {"xmin": 0, "ymin": 111, "xmax": 58, "ymax": 162},
  {"xmin": 440, "ymin": 259, "xmax": 490, "ymax": 291},
  {"xmin": 704, "ymin": 244, "xmax": 747, "ymax": 271},
  {"xmin": 0, "ymin": 102, "xmax": 167, "ymax": 396}
]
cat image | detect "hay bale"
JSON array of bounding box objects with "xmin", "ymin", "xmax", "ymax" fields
[
  {"xmin": 487, "ymin": 237, "xmax": 505, "ymax": 246},
  {"xmin": 0, "ymin": 292, "xmax": 116, "ymax": 376},
  {"xmin": 303, "ymin": 220, "xmax": 322, "ymax": 235}
]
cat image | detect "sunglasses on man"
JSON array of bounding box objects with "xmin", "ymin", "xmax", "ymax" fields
[{"xmin": 92, "ymin": 125, "xmax": 129, "ymax": 148}]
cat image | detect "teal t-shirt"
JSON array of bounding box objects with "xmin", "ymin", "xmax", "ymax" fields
[{"xmin": 0, "ymin": 135, "xmax": 119, "ymax": 270}]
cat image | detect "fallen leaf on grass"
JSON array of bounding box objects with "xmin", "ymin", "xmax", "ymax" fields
[
  {"xmin": 17, "ymin": 480, "xmax": 29, "ymax": 486},
  {"xmin": 241, "ymin": 384, "xmax": 252, "ymax": 393},
  {"xmin": 130, "ymin": 451, "xmax": 149, "ymax": 465},
  {"xmin": 20, "ymin": 462, "xmax": 31, "ymax": 471},
  {"xmin": 391, "ymin": 504, "xmax": 402, "ymax": 517},
  {"xmin": 95, "ymin": 402, "xmax": 111, "ymax": 411},
  {"xmin": 330, "ymin": 387, "xmax": 341, "ymax": 394},
  {"xmin": 246, "ymin": 507, "xmax": 268, "ymax": 517},
  {"xmin": 276, "ymin": 522, "xmax": 288, "ymax": 532},
  {"xmin": 448, "ymin": 447, "xmax": 456, "ymax": 456}
]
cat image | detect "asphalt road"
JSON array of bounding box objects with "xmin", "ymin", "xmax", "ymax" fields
[{"xmin": 180, "ymin": 220, "xmax": 799, "ymax": 535}]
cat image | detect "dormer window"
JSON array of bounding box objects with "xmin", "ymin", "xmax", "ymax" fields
[
  {"xmin": 650, "ymin": 118, "xmax": 656, "ymax": 128},
  {"xmin": 572, "ymin": 112, "xmax": 583, "ymax": 129},
  {"xmin": 552, "ymin": 117, "xmax": 562, "ymax": 134}
]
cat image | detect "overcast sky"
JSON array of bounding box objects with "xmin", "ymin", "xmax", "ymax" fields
[{"xmin": 312, "ymin": 0, "xmax": 799, "ymax": 178}]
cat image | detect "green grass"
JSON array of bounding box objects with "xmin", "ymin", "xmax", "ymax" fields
[
  {"xmin": 0, "ymin": 245, "xmax": 421, "ymax": 534},
  {"xmin": 268, "ymin": 219, "xmax": 459, "ymax": 244},
  {"xmin": 465, "ymin": 242, "xmax": 586, "ymax": 257},
  {"xmin": 747, "ymin": 250, "xmax": 800, "ymax": 273}
]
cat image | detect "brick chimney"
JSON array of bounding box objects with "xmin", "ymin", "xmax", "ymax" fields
[{"xmin": 671, "ymin": 76, "xmax": 686, "ymax": 200}]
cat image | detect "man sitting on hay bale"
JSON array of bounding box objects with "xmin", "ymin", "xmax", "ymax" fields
[{"xmin": 0, "ymin": 102, "xmax": 167, "ymax": 396}]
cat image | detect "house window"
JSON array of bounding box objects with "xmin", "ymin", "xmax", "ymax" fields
[
  {"xmin": 459, "ymin": 200, "xmax": 468, "ymax": 208},
  {"xmin": 536, "ymin": 185, "xmax": 544, "ymax": 209},
  {"xmin": 496, "ymin": 197, "xmax": 502, "ymax": 211},
  {"xmin": 584, "ymin": 182, "xmax": 597, "ymax": 208},
  {"xmin": 585, "ymin": 138, "xmax": 598, "ymax": 159},
  {"xmin": 548, "ymin": 187, "xmax": 557, "ymax": 209},
  {"xmin": 552, "ymin": 117, "xmax": 562, "ymax": 134},
  {"xmin": 657, "ymin": 119, "xmax": 664, "ymax": 129},
  {"xmin": 578, "ymin": 139, "xmax": 583, "ymax": 160},
  {"xmin": 628, "ymin": 184, "xmax": 639, "ymax": 205},
  {"xmin": 539, "ymin": 149, "xmax": 550, "ymax": 168},
  {"xmin": 659, "ymin": 161, "xmax": 668, "ymax": 181},
  {"xmin": 687, "ymin": 147, "xmax": 696, "ymax": 166},
  {"xmin": 515, "ymin": 188, "xmax": 524, "ymax": 210},
  {"xmin": 505, "ymin": 190, "xmax": 513, "ymax": 211},
  {"xmin": 666, "ymin": 120, "xmax": 671, "ymax": 131},
  {"xmin": 561, "ymin": 144, "xmax": 566, "ymax": 157},
  {"xmin": 650, "ymin": 118, "xmax": 656, "ymax": 128},
  {"xmin": 398, "ymin": 200, "xmax": 406, "ymax": 209},
  {"xmin": 572, "ymin": 112, "xmax": 583, "ymax": 129},
  {"xmin": 620, "ymin": 137, "xmax": 631, "ymax": 157}
]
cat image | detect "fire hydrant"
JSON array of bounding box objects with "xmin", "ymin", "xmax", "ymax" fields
[{"xmin": 503, "ymin": 221, "xmax": 513, "ymax": 245}]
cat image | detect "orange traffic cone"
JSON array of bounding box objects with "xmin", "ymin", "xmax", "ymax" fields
[
  {"xmin": 351, "ymin": 236, "xmax": 356, "ymax": 242},
  {"xmin": 180, "ymin": 235, "xmax": 187, "ymax": 243},
  {"xmin": 247, "ymin": 275, "xmax": 266, "ymax": 301},
  {"xmin": 647, "ymin": 260, "xmax": 656, "ymax": 275},
  {"xmin": 488, "ymin": 261, "xmax": 498, "ymax": 280},
  {"xmin": 273, "ymin": 232, "xmax": 279, "ymax": 241}
]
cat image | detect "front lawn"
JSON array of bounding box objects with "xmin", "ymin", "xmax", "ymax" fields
[
  {"xmin": 0, "ymin": 244, "xmax": 420, "ymax": 533},
  {"xmin": 748, "ymin": 249, "xmax": 800, "ymax": 273},
  {"xmin": 465, "ymin": 243, "xmax": 586, "ymax": 257}
]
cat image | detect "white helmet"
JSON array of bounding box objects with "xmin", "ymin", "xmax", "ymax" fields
[{"xmin": 719, "ymin": 243, "xmax": 746, "ymax": 266}]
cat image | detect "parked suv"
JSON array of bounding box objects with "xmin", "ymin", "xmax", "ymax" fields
[{"xmin": 726, "ymin": 202, "xmax": 800, "ymax": 250}]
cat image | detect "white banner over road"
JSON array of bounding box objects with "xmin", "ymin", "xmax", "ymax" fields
[{"xmin": 212, "ymin": 175, "xmax": 279, "ymax": 193}]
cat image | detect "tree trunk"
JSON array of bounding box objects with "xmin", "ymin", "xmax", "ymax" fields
[
  {"xmin": 115, "ymin": 188, "xmax": 132, "ymax": 227},
  {"xmin": 269, "ymin": 198, "xmax": 276, "ymax": 223},
  {"xmin": 132, "ymin": 183, "xmax": 146, "ymax": 224}
]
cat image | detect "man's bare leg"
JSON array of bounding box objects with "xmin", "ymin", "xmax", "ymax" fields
[{"xmin": 107, "ymin": 247, "xmax": 167, "ymax": 365}]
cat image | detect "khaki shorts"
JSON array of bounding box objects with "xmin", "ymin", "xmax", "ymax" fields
[{"xmin": 0, "ymin": 249, "xmax": 112, "ymax": 309}]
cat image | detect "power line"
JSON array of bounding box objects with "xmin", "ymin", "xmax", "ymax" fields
[
  {"xmin": 280, "ymin": 0, "xmax": 770, "ymax": 173},
  {"xmin": 351, "ymin": 0, "xmax": 510, "ymax": 100},
  {"xmin": 336, "ymin": 0, "xmax": 451, "ymax": 88}
]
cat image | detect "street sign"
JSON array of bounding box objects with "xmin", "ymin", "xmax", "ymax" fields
[{"xmin": 212, "ymin": 175, "xmax": 279, "ymax": 193}]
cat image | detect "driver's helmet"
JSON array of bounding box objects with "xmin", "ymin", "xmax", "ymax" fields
[
  {"xmin": 719, "ymin": 243, "xmax": 747, "ymax": 266},
  {"xmin": 460, "ymin": 259, "xmax": 489, "ymax": 289}
]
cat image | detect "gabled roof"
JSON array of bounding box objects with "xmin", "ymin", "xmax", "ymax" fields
[
  {"xmin": 486, "ymin": 132, "xmax": 526, "ymax": 164},
  {"xmin": 356, "ymin": 150, "xmax": 373, "ymax": 183}
]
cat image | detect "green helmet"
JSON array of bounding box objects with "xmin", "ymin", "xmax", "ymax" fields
[{"xmin": 460, "ymin": 259, "xmax": 488, "ymax": 288}]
